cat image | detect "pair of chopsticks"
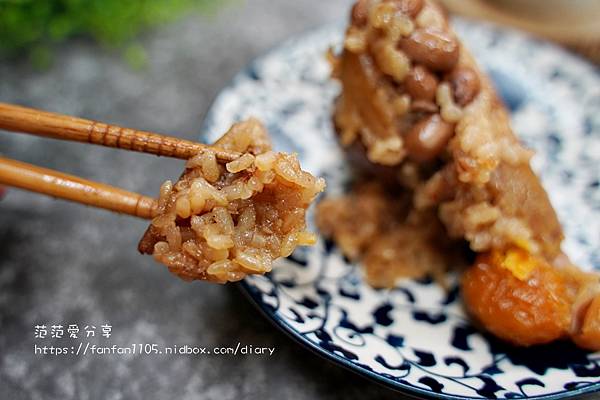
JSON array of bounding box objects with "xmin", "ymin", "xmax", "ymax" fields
[{"xmin": 0, "ymin": 102, "xmax": 241, "ymax": 219}]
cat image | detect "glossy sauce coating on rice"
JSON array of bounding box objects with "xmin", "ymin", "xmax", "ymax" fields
[
  {"xmin": 138, "ymin": 119, "xmax": 325, "ymax": 283},
  {"xmin": 319, "ymin": 0, "xmax": 600, "ymax": 349}
]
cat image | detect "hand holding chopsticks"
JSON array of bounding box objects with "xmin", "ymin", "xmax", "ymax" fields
[{"xmin": 0, "ymin": 102, "xmax": 239, "ymax": 218}]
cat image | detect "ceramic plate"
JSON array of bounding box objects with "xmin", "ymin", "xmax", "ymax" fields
[{"xmin": 201, "ymin": 19, "xmax": 600, "ymax": 400}]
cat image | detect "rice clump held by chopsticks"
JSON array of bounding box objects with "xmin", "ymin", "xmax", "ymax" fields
[{"xmin": 138, "ymin": 118, "xmax": 325, "ymax": 283}]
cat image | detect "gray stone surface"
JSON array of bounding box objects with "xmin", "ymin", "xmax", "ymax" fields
[{"xmin": 0, "ymin": 1, "xmax": 403, "ymax": 399}]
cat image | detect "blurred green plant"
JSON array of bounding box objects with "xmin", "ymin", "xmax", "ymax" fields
[{"xmin": 0, "ymin": 0, "xmax": 227, "ymax": 68}]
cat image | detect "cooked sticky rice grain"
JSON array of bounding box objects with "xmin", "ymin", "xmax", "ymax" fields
[
  {"xmin": 185, "ymin": 153, "xmax": 203, "ymax": 168},
  {"xmin": 186, "ymin": 152, "xmax": 219, "ymax": 182},
  {"xmin": 207, "ymin": 259, "xmax": 235, "ymax": 275},
  {"xmin": 464, "ymin": 202, "xmax": 500, "ymax": 228},
  {"xmin": 373, "ymin": 41, "xmax": 411, "ymax": 83},
  {"xmin": 234, "ymin": 229, "xmax": 253, "ymax": 248},
  {"xmin": 466, "ymin": 230, "xmax": 493, "ymax": 252},
  {"xmin": 228, "ymin": 271, "xmax": 246, "ymax": 281},
  {"xmin": 240, "ymin": 183, "xmax": 254, "ymax": 200},
  {"xmin": 369, "ymin": 2, "xmax": 415, "ymax": 42},
  {"xmin": 222, "ymin": 181, "xmax": 244, "ymax": 201},
  {"xmin": 309, "ymin": 178, "xmax": 327, "ymax": 201},
  {"xmin": 173, "ymin": 178, "xmax": 190, "ymax": 191},
  {"xmin": 191, "ymin": 178, "xmax": 228, "ymax": 206},
  {"xmin": 224, "ymin": 181, "xmax": 252, "ymax": 201},
  {"xmin": 255, "ymin": 151, "xmax": 277, "ymax": 171},
  {"xmin": 202, "ymin": 152, "xmax": 220, "ymax": 182},
  {"xmin": 344, "ymin": 25, "xmax": 368, "ymax": 53},
  {"xmin": 226, "ymin": 153, "xmax": 255, "ymax": 173},
  {"xmin": 190, "ymin": 214, "xmax": 209, "ymax": 236},
  {"xmin": 384, "ymin": 13, "xmax": 414, "ymax": 41},
  {"xmin": 265, "ymin": 234, "xmax": 282, "ymax": 252},
  {"xmin": 296, "ymin": 231, "xmax": 317, "ymax": 246},
  {"xmin": 175, "ymin": 197, "xmax": 192, "ymax": 219},
  {"xmin": 367, "ymin": 136, "xmax": 405, "ymax": 165},
  {"xmin": 181, "ymin": 240, "xmax": 203, "ymax": 259},
  {"xmin": 202, "ymin": 224, "xmax": 234, "ymax": 250},
  {"xmin": 189, "ymin": 193, "xmax": 206, "ymax": 214},
  {"xmin": 152, "ymin": 212, "xmax": 176, "ymax": 229},
  {"xmin": 492, "ymin": 218, "xmax": 535, "ymax": 252},
  {"xmin": 237, "ymin": 206, "xmax": 257, "ymax": 232},
  {"xmin": 235, "ymin": 249, "xmax": 271, "ymax": 272},
  {"xmin": 202, "ymin": 243, "xmax": 229, "ymax": 261},
  {"xmin": 213, "ymin": 206, "xmax": 235, "ymax": 234},
  {"xmin": 158, "ymin": 180, "xmax": 173, "ymax": 210},
  {"xmin": 250, "ymin": 232, "xmax": 268, "ymax": 248},
  {"xmin": 274, "ymin": 154, "xmax": 314, "ymax": 188},
  {"xmin": 154, "ymin": 241, "xmax": 170, "ymax": 254},
  {"xmin": 280, "ymin": 233, "xmax": 299, "ymax": 257},
  {"xmin": 223, "ymin": 125, "xmax": 252, "ymax": 152},
  {"xmin": 416, "ymin": 5, "xmax": 446, "ymax": 30},
  {"xmin": 206, "ymin": 234, "xmax": 234, "ymax": 250},
  {"xmin": 315, "ymin": 177, "xmax": 326, "ymax": 191},
  {"xmin": 437, "ymin": 83, "xmax": 463, "ymax": 123},
  {"xmin": 498, "ymin": 137, "xmax": 534, "ymax": 165},
  {"xmin": 165, "ymin": 223, "xmax": 182, "ymax": 250},
  {"xmin": 368, "ymin": 2, "xmax": 396, "ymax": 29},
  {"xmin": 393, "ymin": 95, "xmax": 411, "ymax": 116},
  {"xmin": 256, "ymin": 170, "xmax": 275, "ymax": 185},
  {"xmin": 208, "ymin": 260, "xmax": 245, "ymax": 282},
  {"xmin": 246, "ymin": 176, "xmax": 264, "ymax": 192}
]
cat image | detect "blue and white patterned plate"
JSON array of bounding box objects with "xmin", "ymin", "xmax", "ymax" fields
[{"xmin": 201, "ymin": 19, "xmax": 600, "ymax": 400}]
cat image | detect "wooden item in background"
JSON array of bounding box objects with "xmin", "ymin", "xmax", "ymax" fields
[{"xmin": 440, "ymin": 0, "xmax": 600, "ymax": 64}]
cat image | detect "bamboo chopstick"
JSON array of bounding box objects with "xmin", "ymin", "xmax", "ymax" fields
[
  {"xmin": 0, "ymin": 102, "xmax": 240, "ymax": 162},
  {"xmin": 0, "ymin": 156, "xmax": 157, "ymax": 219}
]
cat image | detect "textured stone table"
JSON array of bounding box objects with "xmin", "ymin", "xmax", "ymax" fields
[{"xmin": 0, "ymin": 1, "xmax": 404, "ymax": 399}]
